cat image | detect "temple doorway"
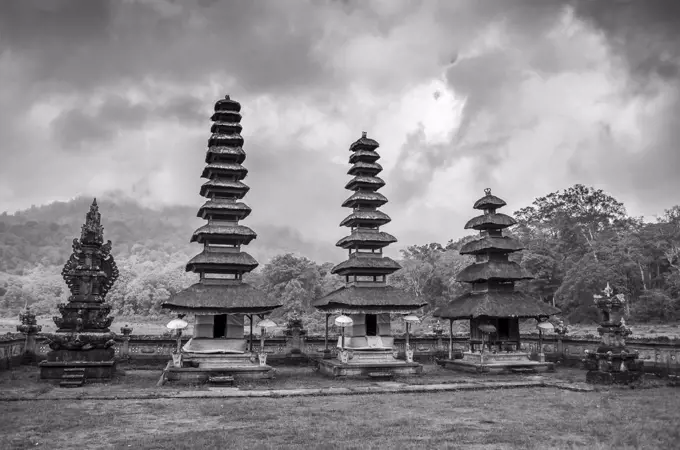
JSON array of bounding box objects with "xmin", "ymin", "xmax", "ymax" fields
[
  {"xmin": 366, "ymin": 314, "xmax": 377, "ymax": 336},
  {"xmin": 213, "ymin": 314, "xmax": 227, "ymax": 338}
]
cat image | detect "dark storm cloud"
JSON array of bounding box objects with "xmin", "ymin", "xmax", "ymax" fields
[
  {"xmin": 51, "ymin": 94, "xmax": 206, "ymax": 149},
  {"xmin": 0, "ymin": 0, "xmax": 338, "ymax": 96}
]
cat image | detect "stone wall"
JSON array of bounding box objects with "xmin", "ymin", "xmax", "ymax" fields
[
  {"xmin": 0, "ymin": 336, "xmax": 25, "ymax": 369},
  {"xmin": 3, "ymin": 332, "xmax": 679, "ymax": 373}
]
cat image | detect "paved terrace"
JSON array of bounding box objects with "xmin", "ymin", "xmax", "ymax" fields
[{"xmin": 0, "ymin": 365, "xmax": 600, "ymax": 402}]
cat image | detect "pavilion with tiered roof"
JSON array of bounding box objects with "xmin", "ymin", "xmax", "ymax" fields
[
  {"xmin": 161, "ymin": 95, "xmax": 281, "ymax": 381},
  {"xmin": 312, "ymin": 132, "xmax": 426, "ymax": 377},
  {"xmin": 433, "ymin": 188, "xmax": 560, "ymax": 374}
]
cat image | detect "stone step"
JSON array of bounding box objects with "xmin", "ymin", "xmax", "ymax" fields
[
  {"xmin": 59, "ymin": 380, "xmax": 84, "ymax": 388},
  {"xmin": 62, "ymin": 374, "xmax": 85, "ymax": 379},
  {"xmin": 510, "ymin": 368, "xmax": 536, "ymax": 374},
  {"xmin": 209, "ymin": 375, "xmax": 235, "ymax": 386},
  {"xmin": 63, "ymin": 368, "xmax": 86, "ymax": 373},
  {"xmin": 368, "ymin": 372, "xmax": 394, "ymax": 379}
]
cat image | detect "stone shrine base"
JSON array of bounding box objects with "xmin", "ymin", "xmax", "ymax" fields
[
  {"xmin": 586, "ymin": 370, "xmax": 644, "ymax": 385},
  {"xmin": 39, "ymin": 348, "xmax": 116, "ymax": 382},
  {"xmin": 165, "ymin": 353, "xmax": 274, "ymax": 384},
  {"xmin": 437, "ymin": 351, "xmax": 554, "ymax": 375},
  {"xmin": 314, "ymin": 349, "xmax": 423, "ymax": 377},
  {"xmin": 39, "ymin": 360, "xmax": 116, "ymax": 381}
]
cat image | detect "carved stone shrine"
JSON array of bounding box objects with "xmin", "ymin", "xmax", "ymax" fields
[
  {"xmin": 583, "ymin": 283, "xmax": 644, "ymax": 385},
  {"xmin": 39, "ymin": 199, "xmax": 120, "ymax": 386}
]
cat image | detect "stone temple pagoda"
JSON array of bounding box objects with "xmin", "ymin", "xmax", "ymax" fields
[
  {"xmin": 40, "ymin": 199, "xmax": 119, "ymax": 385},
  {"xmin": 433, "ymin": 188, "xmax": 560, "ymax": 374},
  {"xmin": 161, "ymin": 95, "xmax": 282, "ymax": 381},
  {"xmin": 312, "ymin": 132, "xmax": 427, "ymax": 377}
]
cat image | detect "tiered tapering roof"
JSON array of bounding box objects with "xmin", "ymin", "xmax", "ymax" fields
[
  {"xmin": 313, "ymin": 132, "xmax": 426, "ymax": 313},
  {"xmin": 434, "ymin": 189, "xmax": 560, "ymax": 319},
  {"xmin": 162, "ymin": 95, "xmax": 281, "ymax": 314}
]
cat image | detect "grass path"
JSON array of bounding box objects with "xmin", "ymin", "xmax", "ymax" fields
[{"xmin": 1, "ymin": 387, "xmax": 679, "ymax": 449}]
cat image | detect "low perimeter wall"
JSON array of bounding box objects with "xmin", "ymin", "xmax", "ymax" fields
[{"xmin": 2, "ymin": 332, "xmax": 679, "ymax": 373}]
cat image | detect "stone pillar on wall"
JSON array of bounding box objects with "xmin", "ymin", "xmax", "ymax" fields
[
  {"xmin": 120, "ymin": 324, "xmax": 133, "ymax": 361},
  {"xmin": 16, "ymin": 307, "xmax": 42, "ymax": 363}
]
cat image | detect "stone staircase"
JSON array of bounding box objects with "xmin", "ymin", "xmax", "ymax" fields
[{"xmin": 60, "ymin": 368, "xmax": 86, "ymax": 388}]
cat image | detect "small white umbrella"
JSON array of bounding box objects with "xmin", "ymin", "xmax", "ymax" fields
[
  {"xmin": 537, "ymin": 322, "xmax": 554, "ymax": 331},
  {"xmin": 403, "ymin": 315, "xmax": 421, "ymax": 350},
  {"xmin": 537, "ymin": 321, "xmax": 554, "ymax": 357},
  {"xmin": 334, "ymin": 315, "xmax": 353, "ymax": 350},
  {"xmin": 257, "ymin": 318, "xmax": 276, "ymax": 352},
  {"xmin": 167, "ymin": 319, "xmax": 188, "ymax": 353}
]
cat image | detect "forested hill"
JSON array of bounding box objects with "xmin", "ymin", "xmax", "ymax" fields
[
  {"xmin": 0, "ymin": 195, "xmax": 333, "ymax": 275},
  {"xmin": 1, "ymin": 185, "xmax": 679, "ymax": 324}
]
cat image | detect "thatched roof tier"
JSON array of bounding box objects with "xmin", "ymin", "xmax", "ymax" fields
[
  {"xmin": 197, "ymin": 200, "xmax": 251, "ymax": 220},
  {"xmin": 347, "ymin": 161, "xmax": 383, "ymax": 176},
  {"xmin": 210, "ymin": 110, "xmax": 242, "ymax": 124},
  {"xmin": 464, "ymin": 213, "xmax": 517, "ymax": 230},
  {"xmin": 349, "ymin": 150, "xmax": 380, "ymax": 164},
  {"xmin": 340, "ymin": 210, "xmax": 391, "ymax": 227},
  {"xmin": 459, "ymin": 236, "xmax": 524, "ymax": 255},
  {"xmin": 208, "ymin": 132, "xmax": 244, "ymax": 147},
  {"xmin": 345, "ymin": 176, "xmax": 385, "ymax": 191},
  {"xmin": 473, "ymin": 192, "xmax": 507, "ymax": 210},
  {"xmin": 456, "ymin": 260, "xmax": 532, "ymax": 283},
  {"xmin": 342, "ymin": 191, "xmax": 388, "ymax": 208},
  {"xmin": 191, "ymin": 224, "xmax": 257, "ymax": 245},
  {"xmin": 312, "ymin": 285, "xmax": 426, "ymax": 311},
  {"xmin": 199, "ymin": 179, "xmax": 250, "ymax": 199},
  {"xmin": 349, "ymin": 132, "xmax": 380, "ymax": 151},
  {"xmin": 433, "ymin": 291, "xmax": 560, "ymax": 319},
  {"xmin": 162, "ymin": 282, "xmax": 281, "ymax": 314},
  {"xmin": 200, "ymin": 162, "xmax": 248, "ymax": 180},
  {"xmin": 336, "ymin": 231, "xmax": 397, "ymax": 249},
  {"xmin": 186, "ymin": 250, "xmax": 258, "ymax": 272},
  {"xmin": 205, "ymin": 146, "xmax": 246, "ymax": 164},
  {"xmin": 331, "ymin": 255, "xmax": 402, "ymax": 275},
  {"xmin": 210, "ymin": 121, "xmax": 243, "ymax": 134},
  {"xmin": 214, "ymin": 95, "xmax": 242, "ymax": 112}
]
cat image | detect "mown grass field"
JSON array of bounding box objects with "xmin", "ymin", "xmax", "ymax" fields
[{"xmin": 1, "ymin": 386, "xmax": 679, "ymax": 450}]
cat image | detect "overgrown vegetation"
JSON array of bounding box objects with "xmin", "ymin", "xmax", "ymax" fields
[{"xmin": 1, "ymin": 185, "xmax": 678, "ymax": 325}]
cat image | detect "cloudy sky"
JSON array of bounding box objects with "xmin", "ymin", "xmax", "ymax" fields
[{"xmin": 1, "ymin": 0, "xmax": 679, "ymax": 260}]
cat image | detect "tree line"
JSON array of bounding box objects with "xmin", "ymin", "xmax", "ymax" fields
[{"xmin": 1, "ymin": 185, "xmax": 678, "ymax": 324}]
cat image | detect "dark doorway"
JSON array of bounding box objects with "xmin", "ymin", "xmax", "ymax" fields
[
  {"xmin": 366, "ymin": 314, "xmax": 377, "ymax": 336},
  {"xmin": 213, "ymin": 314, "xmax": 227, "ymax": 338},
  {"xmin": 497, "ymin": 318, "xmax": 510, "ymax": 339}
]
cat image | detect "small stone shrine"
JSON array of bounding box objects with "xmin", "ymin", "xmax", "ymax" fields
[
  {"xmin": 433, "ymin": 189, "xmax": 560, "ymax": 374},
  {"xmin": 39, "ymin": 199, "xmax": 119, "ymax": 386},
  {"xmin": 583, "ymin": 283, "xmax": 644, "ymax": 384},
  {"xmin": 161, "ymin": 95, "xmax": 282, "ymax": 382},
  {"xmin": 16, "ymin": 307, "xmax": 42, "ymax": 363},
  {"xmin": 312, "ymin": 132, "xmax": 426, "ymax": 377}
]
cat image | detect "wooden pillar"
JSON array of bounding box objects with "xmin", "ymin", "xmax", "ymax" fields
[
  {"xmin": 448, "ymin": 319, "xmax": 453, "ymax": 359},
  {"xmin": 324, "ymin": 314, "xmax": 330, "ymax": 351},
  {"xmin": 248, "ymin": 314, "xmax": 253, "ymax": 352}
]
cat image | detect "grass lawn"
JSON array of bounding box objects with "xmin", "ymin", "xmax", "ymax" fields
[{"xmin": 1, "ymin": 386, "xmax": 679, "ymax": 450}]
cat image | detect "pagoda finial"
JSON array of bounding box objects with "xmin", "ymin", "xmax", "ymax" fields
[
  {"xmin": 603, "ymin": 282, "xmax": 613, "ymax": 298},
  {"xmin": 484, "ymin": 188, "xmax": 491, "ymax": 196},
  {"xmin": 80, "ymin": 198, "xmax": 104, "ymax": 245},
  {"xmin": 361, "ymin": 131, "xmax": 367, "ymax": 138},
  {"xmin": 225, "ymin": 94, "xmax": 230, "ymax": 100}
]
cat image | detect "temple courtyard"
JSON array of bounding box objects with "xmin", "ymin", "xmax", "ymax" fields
[{"xmin": 1, "ymin": 365, "xmax": 679, "ymax": 449}]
